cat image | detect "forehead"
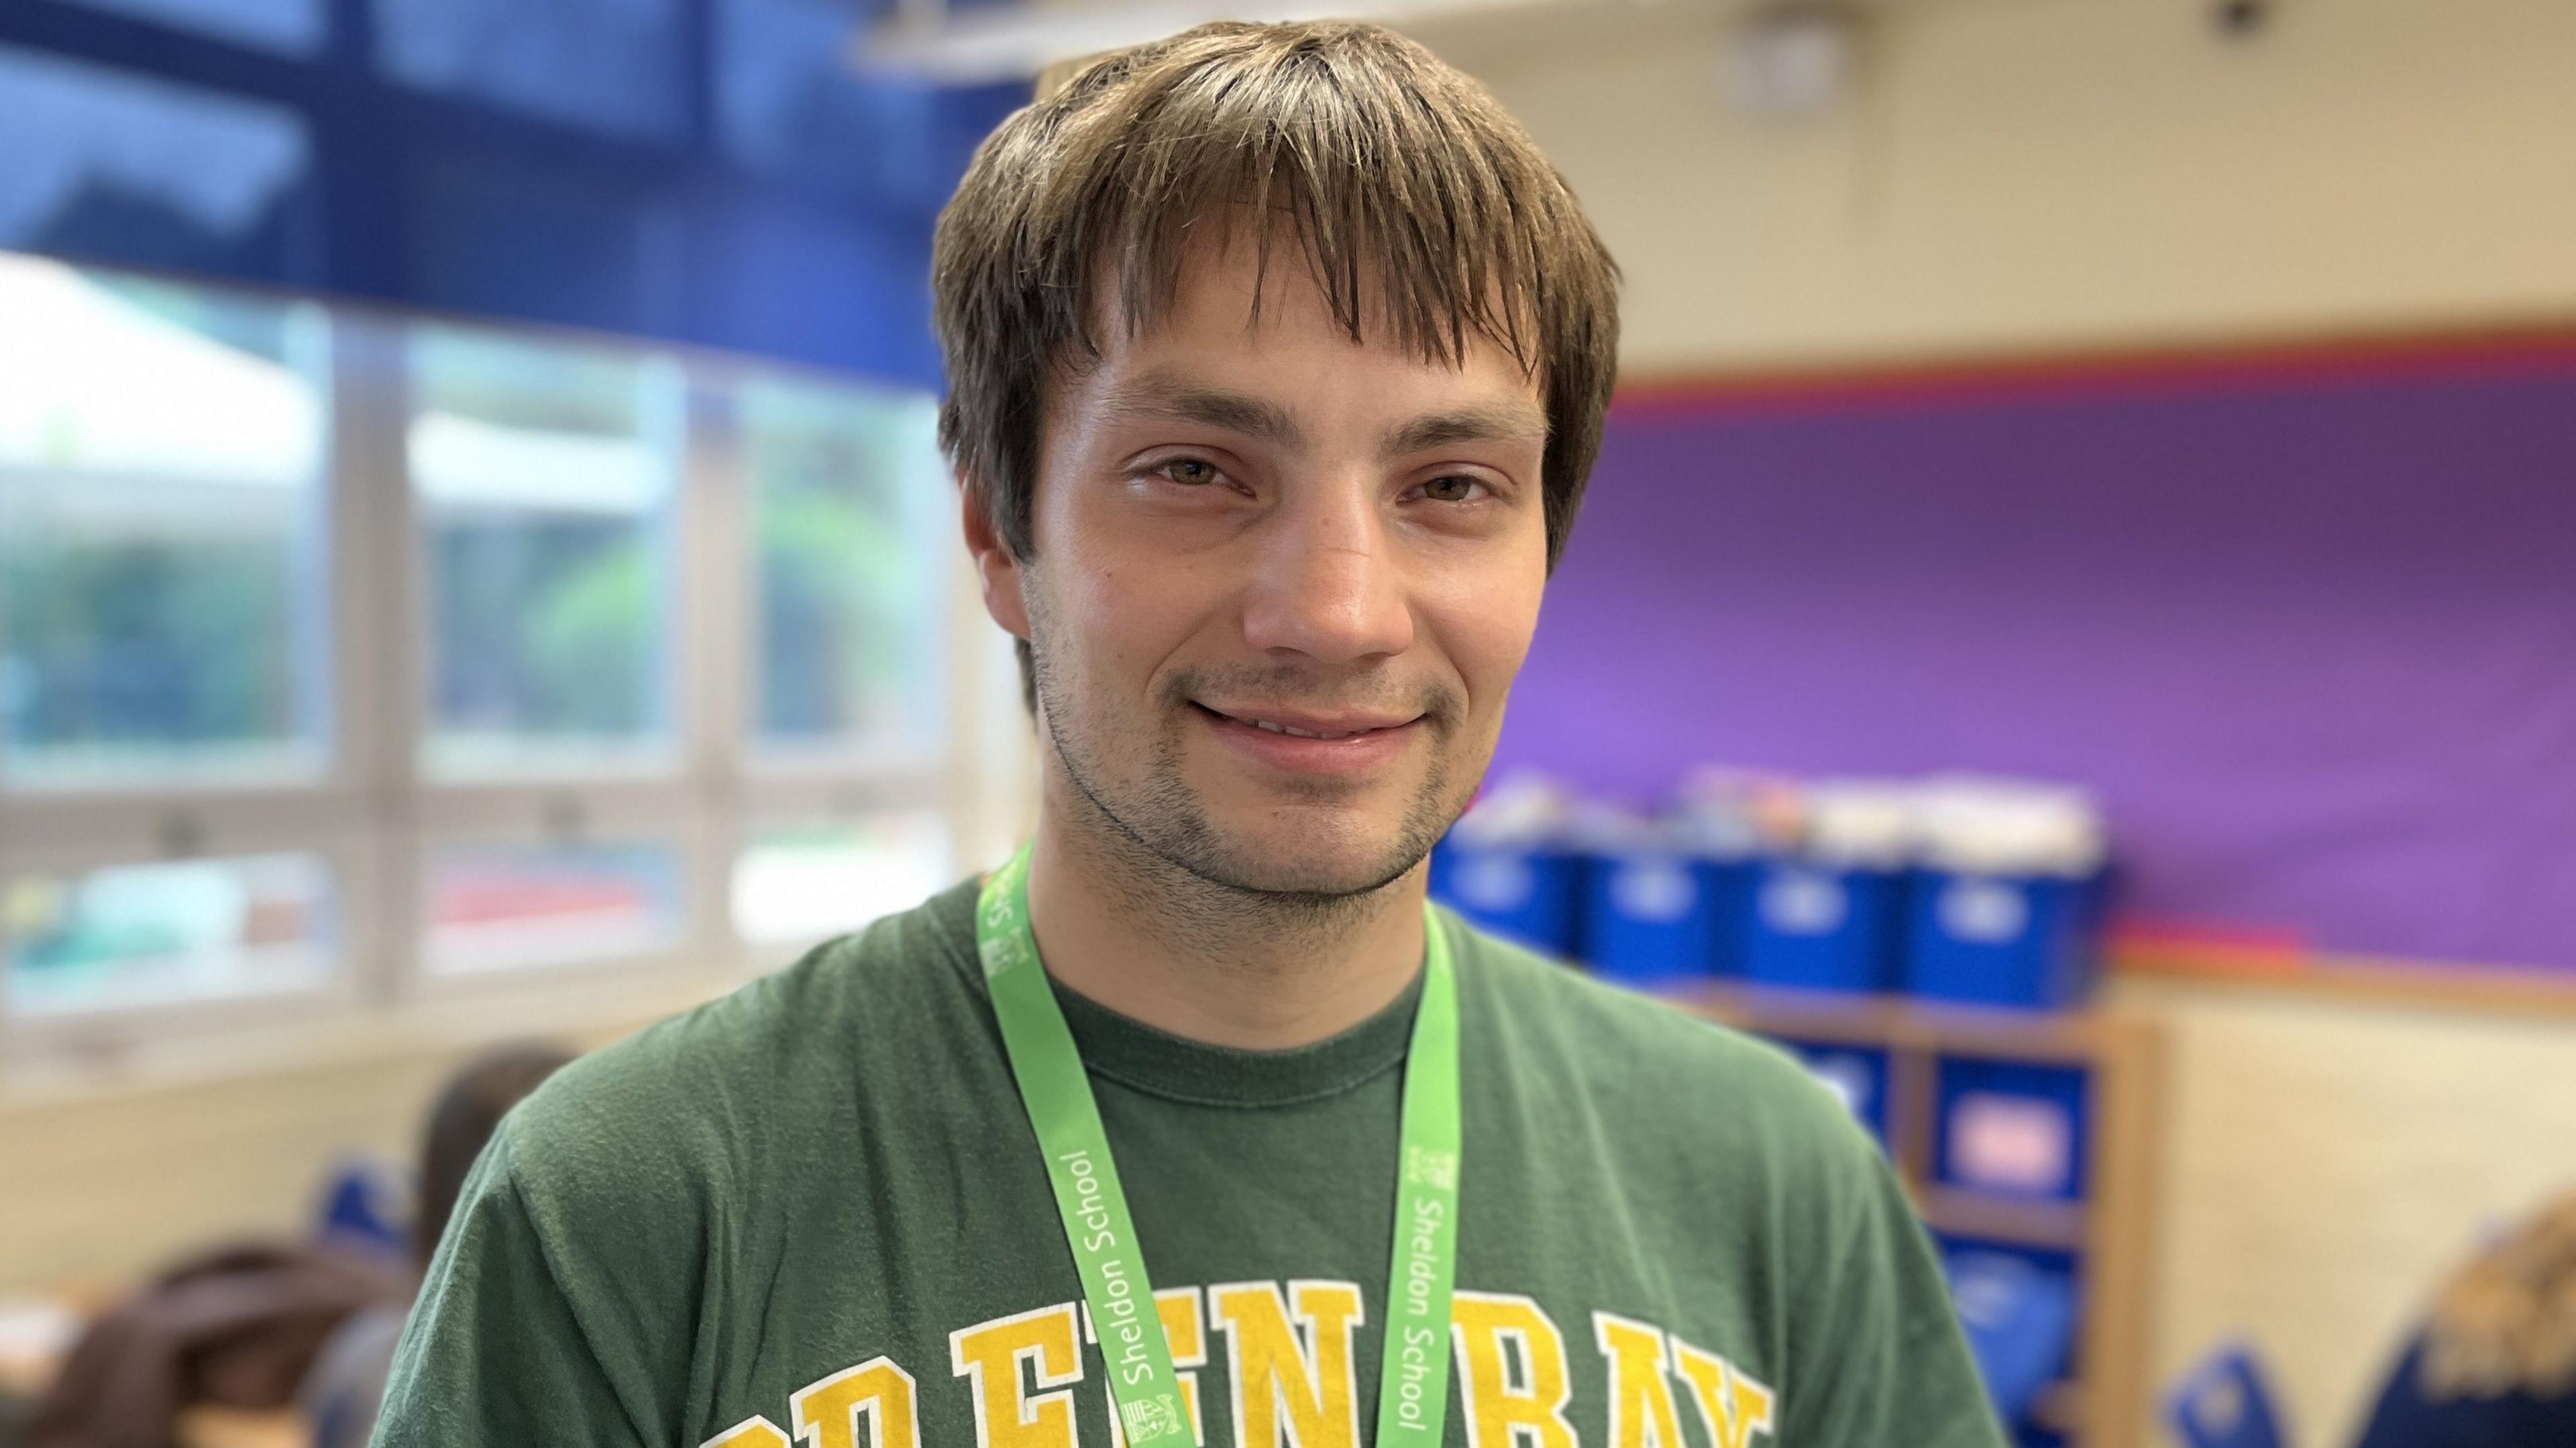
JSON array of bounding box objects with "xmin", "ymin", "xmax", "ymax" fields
[{"xmin": 1065, "ymin": 219, "xmax": 1544, "ymax": 413}]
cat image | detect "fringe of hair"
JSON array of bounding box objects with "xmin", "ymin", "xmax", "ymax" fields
[{"xmin": 2419, "ymin": 1194, "xmax": 2576, "ymax": 1401}]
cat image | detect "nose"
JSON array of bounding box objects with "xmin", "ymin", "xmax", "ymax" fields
[{"xmin": 1238, "ymin": 475, "xmax": 1415, "ymax": 665}]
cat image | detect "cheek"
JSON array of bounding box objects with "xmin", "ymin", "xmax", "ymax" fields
[
  {"xmin": 1049, "ymin": 531, "xmax": 1228, "ymax": 679},
  {"xmin": 1426, "ymin": 559, "xmax": 1547, "ymax": 712}
]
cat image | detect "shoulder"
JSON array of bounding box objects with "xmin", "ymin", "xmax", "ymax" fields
[
  {"xmin": 1446, "ymin": 917, "xmax": 1999, "ymax": 1444},
  {"xmin": 496, "ymin": 879, "xmax": 985, "ymax": 1225},
  {"xmin": 1446, "ymin": 909, "xmax": 1881, "ymax": 1187}
]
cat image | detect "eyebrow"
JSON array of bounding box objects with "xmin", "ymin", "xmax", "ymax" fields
[
  {"xmin": 1100, "ymin": 369, "xmax": 1546, "ymax": 459},
  {"xmin": 1100, "ymin": 374, "xmax": 1305, "ymax": 451},
  {"xmin": 1379, "ymin": 402, "xmax": 1548, "ymax": 457}
]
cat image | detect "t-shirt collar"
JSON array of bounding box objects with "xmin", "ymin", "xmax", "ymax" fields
[{"xmin": 935, "ymin": 876, "xmax": 1425, "ymax": 1109}]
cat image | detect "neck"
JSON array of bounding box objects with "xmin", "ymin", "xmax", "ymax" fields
[{"xmin": 1020, "ymin": 793, "xmax": 1429, "ymax": 1052}]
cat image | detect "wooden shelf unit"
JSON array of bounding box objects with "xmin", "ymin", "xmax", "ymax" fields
[{"xmin": 1662, "ymin": 983, "xmax": 2164, "ymax": 1448}]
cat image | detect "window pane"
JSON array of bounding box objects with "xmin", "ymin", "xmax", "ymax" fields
[
  {"xmin": 718, "ymin": 0, "xmax": 922, "ymax": 197},
  {"xmin": 0, "ymin": 254, "xmax": 331, "ymax": 785},
  {"xmin": 373, "ymin": 0, "xmax": 687, "ymax": 140},
  {"xmin": 411, "ymin": 325, "xmax": 681, "ymax": 773},
  {"xmin": 717, "ymin": 0, "xmax": 843, "ymax": 166},
  {"xmin": 732, "ymin": 812, "xmax": 950, "ymax": 945},
  {"xmin": 717, "ymin": 0, "xmax": 1021, "ymax": 210},
  {"xmin": 0, "ymin": 47, "xmax": 315, "ymax": 277},
  {"xmin": 745, "ymin": 376, "xmax": 947, "ymax": 749},
  {"xmin": 4, "ymin": 853, "xmax": 335, "ymax": 1017},
  {"xmin": 424, "ymin": 840, "xmax": 682, "ymax": 974},
  {"xmin": 50, "ymin": 0, "xmax": 326, "ymax": 56}
]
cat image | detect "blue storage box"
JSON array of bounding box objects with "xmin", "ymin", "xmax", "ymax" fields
[
  {"xmin": 1904, "ymin": 868, "xmax": 2108, "ymax": 1009},
  {"xmin": 1741, "ymin": 858, "xmax": 1907, "ymax": 993},
  {"xmin": 1580, "ymin": 850, "xmax": 1756, "ymax": 985},
  {"xmin": 1430, "ymin": 840, "xmax": 1585, "ymax": 957},
  {"xmin": 1904, "ymin": 777, "xmax": 2112, "ymax": 1009},
  {"xmin": 1944, "ymin": 1244, "xmax": 2080, "ymax": 1427},
  {"xmin": 1774, "ymin": 1039, "xmax": 1891, "ymax": 1144},
  {"xmin": 1935, "ymin": 1060, "xmax": 2091, "ymax": 1201}
]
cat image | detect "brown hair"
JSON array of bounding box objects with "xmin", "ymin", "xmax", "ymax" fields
[
  {"xmin": 930, "ymin": 20, "xmax": 1621, "ymax": 700},
  {"xmin": 2419, "ymin": 1191, "xmax": 2576, "ymax": 1401}
]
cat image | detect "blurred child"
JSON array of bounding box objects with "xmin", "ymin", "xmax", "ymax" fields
[
  {"xmin": 302, "ymin": 1043, "xmax": 574, "ymax": 1448},
  {"xmin": 2353, "ymin": 1192, "xmax": 2576, "ymax": 1447}
]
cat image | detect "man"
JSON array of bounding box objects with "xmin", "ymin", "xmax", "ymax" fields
[{"xmin": 375, "ymin": 20, "xmax": 2004, "ymax": 1448}]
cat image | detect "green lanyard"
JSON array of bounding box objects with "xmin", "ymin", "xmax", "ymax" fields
[{"xmin": 975, "ymin": 844, "xmax": 1462, "ymax": 1446}]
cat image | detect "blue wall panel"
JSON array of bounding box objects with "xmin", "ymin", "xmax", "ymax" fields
[{"xmin": 0, "ymin": 0, "xmax": 1021, "ymax": 386}]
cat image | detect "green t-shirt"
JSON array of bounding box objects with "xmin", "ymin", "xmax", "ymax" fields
[{"xmin": 374, "ymin": 879, "xmax": 2004, "ymax": 1448}]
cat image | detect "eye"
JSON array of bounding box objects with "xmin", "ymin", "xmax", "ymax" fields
[
  {"xmin": 1152, "ymin": 457, "xmax": 1225, "ymax": 487},
  {"xmin": 1416, "ymin": 474, "xmax": 1490, "ymax": 504}
]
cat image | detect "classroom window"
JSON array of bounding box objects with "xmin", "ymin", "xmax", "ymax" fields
[
  {"xmin": 2, "ymin": 852, "xmax": 337, "ymax": 1017},
  {"xmin": 0, "ymin": 256, "xmax": 985, "ymax": 1045},
  {"xmin": 731, "ymin": 812, "xmax": 951, "ymax": 946},
  {"xmin": 743, "ymin": 375, "xmax": 947, "ymax": 751},
  {"xmin": 422, "ymin": 838, "xmax": 684, "ymax": 975},
  {"xmin": 409, "ymin": 325, "xmax": 684, "ymax": 775},
  {"xmin": 0, "ymin": 254, "xmax": 332, "ymax": 786}
]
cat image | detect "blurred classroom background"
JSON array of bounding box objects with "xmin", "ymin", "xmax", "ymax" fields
[{"xmin": 3, "ymin": 1, "xmax": 2574, "ymax": 1447}]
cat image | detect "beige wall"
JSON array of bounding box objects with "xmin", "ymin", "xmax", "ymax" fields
[
  {"xmin": 0, "ymin": 988, "xmax": 712, "ymax": 1297},
  {"xmin": 2119, "ymin": 977, "xmax": 2576, "ymax": 1445},
  {"xmin": 1421, "ymin": 0, "xmax": 2576, "ymax": 374},
  {"xmin": 5, "ymin": 1046, "xmax": 530, "ymax": 1298}
]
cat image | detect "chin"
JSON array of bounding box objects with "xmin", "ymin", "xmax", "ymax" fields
[
  {"xmin": 1204, "ymin": 857, "xmax": 1419, "ymax": 901},
  {"xmin": 1185, "ymin": 816, "xmax": 1429, "ymax": 900},
  {"xmin": 1089, "ymin": 742, "xmax": 1467, "ymax": 901}
]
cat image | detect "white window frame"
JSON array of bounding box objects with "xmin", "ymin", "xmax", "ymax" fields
[
  {"xmin": 0, "ymin": 262, "xmax": 369, "ymax": 1068},
  {"xmin": 0, "ymin": 256, "xmax": 1028, "ymax": 1097}
]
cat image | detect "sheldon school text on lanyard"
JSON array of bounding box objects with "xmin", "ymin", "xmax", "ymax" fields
[{"xmin": 975, "ymin": 843, "xmax": 1464, "ymax": 1445}]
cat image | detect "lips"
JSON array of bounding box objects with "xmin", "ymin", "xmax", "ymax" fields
[
  {"xmin": 1189, "ymin": 702, "xmax": 1425, "ymax": 775},
  {"xmin": 1194, "ymin": 704, "xmax": 1419, "ymax": 738}
]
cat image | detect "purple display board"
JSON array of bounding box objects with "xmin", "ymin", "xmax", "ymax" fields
[{"xmin": 1496, "ymin": 347, "xmax": 2576, "ymax": 970}]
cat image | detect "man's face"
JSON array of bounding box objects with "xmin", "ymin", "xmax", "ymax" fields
[{"xmin": 975, "ymin": 232, "xmax": 1552, "ymax": 899}]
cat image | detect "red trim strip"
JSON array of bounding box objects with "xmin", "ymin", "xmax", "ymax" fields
[{"xmin": 2102, "ymin": 915, "xmax": 2314, "ymax": 982}]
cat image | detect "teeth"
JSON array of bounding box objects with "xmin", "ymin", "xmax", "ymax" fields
[{"xmin": 1250, "ymin": 719, "xmax": 1352, "ymax": 740}]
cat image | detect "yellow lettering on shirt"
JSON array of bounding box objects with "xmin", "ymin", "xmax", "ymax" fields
[
  {"xmin": 1449, "ymin": 1291, "xmax": 1577, "ymax": 1448},
  {"xmin": 1210, "ymin": 1280, "xmax": 1364, "ymax": 1447},
  {"xmin": 702, "ymin": 1417, "xmax": 791, "ymax": 1448},
  {"xmin": 951, "ymin": 1302, "xmax": 1084, "ymax": 1448},
  {"xmin": 1592, "ymin": 1313, "xmax": 1686, "ymax": 1448},
  {"xmin": 1673, "ymin": 1337, "xmax": 1777, "ymax": 1448},
  {"xmin": 787, "ymin": 1358, "xmax": 920, "ymax": 1448}
]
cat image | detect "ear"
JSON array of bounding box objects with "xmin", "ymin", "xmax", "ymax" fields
[{"xmin": 960, "ymin": 484, "xmax": 1032, "ymax": 641}]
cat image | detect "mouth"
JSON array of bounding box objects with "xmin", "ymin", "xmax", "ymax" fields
[
  {"xmin": 1193, "ymin": 703, "xmax": 1418, "ymax": 738},
  {"xmin": 1188, "ymin": 701, "xmax": 1426, "ymax": 774}
]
